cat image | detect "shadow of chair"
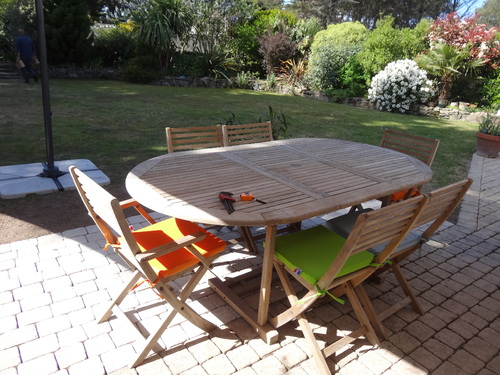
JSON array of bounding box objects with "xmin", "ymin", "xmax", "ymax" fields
[
  {"xmin": 221, "ymin": 122, "xmax": 273, "ymax": 147},
  {"xmin": 325, "ymin": 178, "xmax": 472, "ymax": 339},
  {"xmin": 69, "ymin": 166, "xmax": 227, "ymax": 368},
  {"xmin": 270, "ymin": 195, "xmax": 428, "ymax": 374},
  {"xmin": 165, "ymin": 125, "xmax": 223, "ymax": 153}
]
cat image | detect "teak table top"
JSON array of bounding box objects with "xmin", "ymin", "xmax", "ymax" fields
[{"xmin": 126, "ymin": 138, "xmax": 433, "ymax": 226}]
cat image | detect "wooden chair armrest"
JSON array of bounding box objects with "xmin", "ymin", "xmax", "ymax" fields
[
  {"xmin": 119, "ymin": 198, "xmax": 156, "ymax": 224},
  {"xmin": 135, "ymin": 231, "xmax": 206, "ymax": 263}
]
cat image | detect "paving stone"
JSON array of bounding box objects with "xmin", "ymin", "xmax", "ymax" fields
[
  {"xmin": 37, "ymin": 314, "xmax": 72, "ymax": 336},
  {"xmin": 404, "ymin": 320, "xmax": 436, "ymax": 342},
  {"xmin": 84, "ymin": 334, "xmax": 116, "ymax": 358},
  {"xmin": 0, "ymin": 347, "xmax": 21, "ymax": 371},
  {"xmin": 17, "ymin": 353, "xmax": 59, "ymax": 375},
  {"xmin": 434, "ymin": 328, "xmax": 466, "ymax": 349},
  {"xmin": 163, "ymin": 347, "xmax": 198, "ymax": 374},
  {"xmin": 100, "ymin": 344, "xmax": 137, "ymax": 373},
  {"xmin": 19, "ymin": 333, "xmax": 59, "ymax": 362},
  {"xmin": 0, "ymin": 316, "xmax": 18, "ymax": 335},
  {"xmin": 68, "ymin": 357, "xmax": 105, "ymax": 375},
  {"xmin": 185, "ymin": 337, "xmax": 222, "ymax": 364},
  {"xmin": 464, "ymin": 336, "xmax": 499, "ymax": 363},
  {"xmin": 251, "ymin": 355, "xmax": 287, "ymax": 375},
  {"xmin": 448, "ymin": 318, "xmax": 479, "ymax": 340},
  {"xmin": 357, "ymin": 349, "xmax": 392, "ymax": 374},
  {"xmin": 226, "ymin": 344, "xmax": 260, "ymax": 370},
  {"xmin": 55, "ymin": 343, "xmax": 88, "ymax": 369},
  {"xmin": 449, "ymin": 349, "xmax": 485, "ymax": 374},
  {"xmin": 51, "ymin": 296, "xmax": 85, "ymax": 316},
  {"xmin": 0, "ymin": 325, "xmax": 38, "ymax": 351}
]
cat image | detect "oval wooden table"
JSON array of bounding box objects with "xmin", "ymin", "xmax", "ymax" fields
[{"xmin": 126, "ymin": 138, "xmax": 433, "ymax": 344}]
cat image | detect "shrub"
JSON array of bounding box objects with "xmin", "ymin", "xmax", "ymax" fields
[
  {"xmin": 91, "ymin": 23, "xmax": 137, "ymax": 68},
  {"xmin": 368, "ymin": 59, "xmax": 434, "ymax": 113},
  {"xmin": 310, "ymin": 21, "xmax": 368, "ymax": 56},
  {"xmin": 258, "ymin": 31, "xmax": 297, "ymax": 74},
  {"xmin": 122, "ymin": 55, "xmax": 163, "ymax": 84},
  {"xmin": 170, "ymin": 52, "xmax": 206, "ymax": 77},
  {"xmin": 357, "ymin": 16, "xmax": 429, "ymax": 78},
  {"xmin": 306, "ymin": 44, "xmax": 360, "ymax": 91},
  {"xmin": 232, "ymin": 71, "xmax": 259, "ymax": 89}
]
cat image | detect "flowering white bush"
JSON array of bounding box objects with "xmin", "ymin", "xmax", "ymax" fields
[{"xmin": 368, "ymin": 59, "xmax": 434, "ymax": 113}]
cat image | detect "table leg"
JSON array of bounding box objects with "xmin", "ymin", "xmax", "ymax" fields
[
  {"xmin": 258, "ymin": 225, "xmax": 277, "ymax": 326},
  {"xmin": 238, "ymin": 226, "xmax": 259, "ymax": 254},
  {"xmin": 208, "ymin": 224, "xmax": 279, "ymax": 345}
]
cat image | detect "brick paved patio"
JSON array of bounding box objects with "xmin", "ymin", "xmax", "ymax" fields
[{"xmin": 0, "ymin": 154, "xmax": 498, "ymax": 375}]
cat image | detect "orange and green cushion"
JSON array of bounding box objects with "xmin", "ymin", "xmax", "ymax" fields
[
  {"xmin": 129, "ymin": 218, "xmax": 226, "ymax": 279},
  {"xmin": 274, "ymin": 225, "xmax": 375, "ymax": 286}
]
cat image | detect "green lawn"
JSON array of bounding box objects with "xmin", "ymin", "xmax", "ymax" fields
[{"xmin": 0, "ymin": 78, "xmax": 478, "ymax": 197}]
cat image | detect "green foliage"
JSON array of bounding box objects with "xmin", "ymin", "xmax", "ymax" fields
[
  {"xmin": 324, "ymin": 57, "xmax": 369, "ymax": 102},
  {"xmin": 479, "ymin": 113, "xmax": 500, "ymax": 135},
  {"xmin": 306, "ymin": 21, "xmax": 369, "ymax": 92},
  {"xmin": 0, "ymin": 0, "xmax": 37, "ymax": 60},
  {"xmin": 91, "ymin": 23, "xmax": 138, "ymax": 68},
  {"xmin": 265, "ymin": 72, "xmax": 276, "ymax": 90},
  {"xmin": 416, "ymin": 43, "xmax": 485, "ymax": 101},
  {"xmin": 133, "ymin": 0, "xmax": 193, "ymax": 71},
  {"xmin": 306, "ymin": 43, "xmax": 361, "ymax": 91},
  {"xmin": 265, "ymin": 105, "xmax": 290, "ymax": 140},
  {"xmin": 482, "ymin": 72, "xmax": 500, "ymax": 110},
  {"xmin": 232, "ymin": 70, "xmax": 259, "ymax": 89},
  {"xmin": 288, "ymin": 17, "xmax": 322, "ymax": 56},
  {"xmin": 310, "ymin": 21, "xmax": 368, "ymax": 56},
  {"xmin": 170, "ymin": 52, "xmax": 206, "ymax": 77},
  {"xmin": 44, "ymin": 0, "xmax": 92, "ymax": 65},
  {"xmin": 477, "ymin": 0, "xmax": 500, "ymax": 27},
  {"xmin": 122, "ymin": 55, "xmax": 163, "ymax": 83},
  {"xmin": 229, "ymin": 8, "xmax": 297, "ymax": 73},
  {"xmin": 356, "ymin": 16, "xmax": 429, "ymax": 78}
]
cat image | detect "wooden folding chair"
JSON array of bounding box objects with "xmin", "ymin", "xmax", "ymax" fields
[
  {"xmin": 325, "ymin": 179, "xmax": 472, "ymax": 339},
  {"xmin": 165, "ymin": 125, "xmax": 223, "ymax": 153},
  {"xmin": 380, "ymin": 129, "xmax": 440, "ymax": 204},
  {"xmin": 69, "ymin": 166, "xmax": 227, "ymax": 368},
  {"xmin": 271, "ymin": 195, "xmax": 428, "ymax": 374},
  {"xmin": 221, "ymin": 122, "xmax": 273, "ymax": 146}
]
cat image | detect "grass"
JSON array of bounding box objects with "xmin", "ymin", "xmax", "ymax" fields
[{"xmin": 1, "ymin": 78, "xmax": 478, "ymax": 199}]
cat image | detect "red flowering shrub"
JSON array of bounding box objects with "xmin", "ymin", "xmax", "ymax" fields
[{"xmin": 428, "ymin": 12, "xmax": 500, "ymax": 69}]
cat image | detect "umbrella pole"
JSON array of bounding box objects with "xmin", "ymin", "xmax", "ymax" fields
[{"xmin": 35, "ymin": 0, "xmax": 63, "ymax": 179}]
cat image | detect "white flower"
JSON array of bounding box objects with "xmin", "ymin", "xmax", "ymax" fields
[{"xmin": 368, "ymin": 59, "xmax": 434, "ymax": 113}]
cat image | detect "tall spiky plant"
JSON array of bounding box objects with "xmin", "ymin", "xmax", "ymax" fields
[{"xmin": 416, "ymin": 43, "xmax": 485, "ymax": 102}]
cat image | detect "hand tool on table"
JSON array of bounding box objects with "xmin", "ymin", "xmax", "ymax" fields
[
  {"xmin": 240, "ymin": 192, "xmax": 267, "ymax": 204},
  {"xmin": 219, "ymin": 191, "xmax": 236, "ymax": 214}
]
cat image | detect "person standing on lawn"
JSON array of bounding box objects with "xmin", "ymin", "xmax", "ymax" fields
[{"xmin": 15, "ymin": 29, "xmax": 38, "ymax": 83}]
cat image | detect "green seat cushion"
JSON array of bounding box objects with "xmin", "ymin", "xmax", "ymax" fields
[
  {"xmin": 274, "ymin": 226, "xmax": 375, "ymax": 286},
  {"xmin": 325, "ymin": 210, "xmax": 422, "ymax": 255}
]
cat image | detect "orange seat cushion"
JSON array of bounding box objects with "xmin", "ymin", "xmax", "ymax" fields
[
  {"xmin": 390, "ymin": 188, "xmax": 421, "ymax": 202},
  {"xmin": 130, "ymin": 218, "xmax": 226, "ymax": 278}
]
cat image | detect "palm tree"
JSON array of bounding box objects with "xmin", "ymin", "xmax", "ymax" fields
[
  {"xmin": 416, "ymin": 43, "xmax": 485, "ymax": 104},
  {"xmin": 134, "ymin": 0, "xmax": 193, "ymax": 71}
]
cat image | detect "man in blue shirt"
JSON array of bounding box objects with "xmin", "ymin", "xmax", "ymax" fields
[{"xmin": 15, "ymin": 29, "xmax": 38, "ymax": 83}]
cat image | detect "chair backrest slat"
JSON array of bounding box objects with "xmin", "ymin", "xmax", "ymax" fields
[
  {"xmin": 317, "ymin": 195, "xmax": 428, "ymax": 290},
  {"xmin": 70, "ymin": 166, "xmax": 142, "ymax": 262},
  {"xmin": 221, "ymin": 122, "xmax": 273, "ymax": 146},
  {"xmin": 166, "ymin": 125, "xmax": 223, "ymax": 153},
  {"xmin": 380, "ymin": 129, "xmax": 440, "ymax": 167},
  {"xmin": 416, "ymin": 178, "xmax": 473, "ymax": 238}
]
